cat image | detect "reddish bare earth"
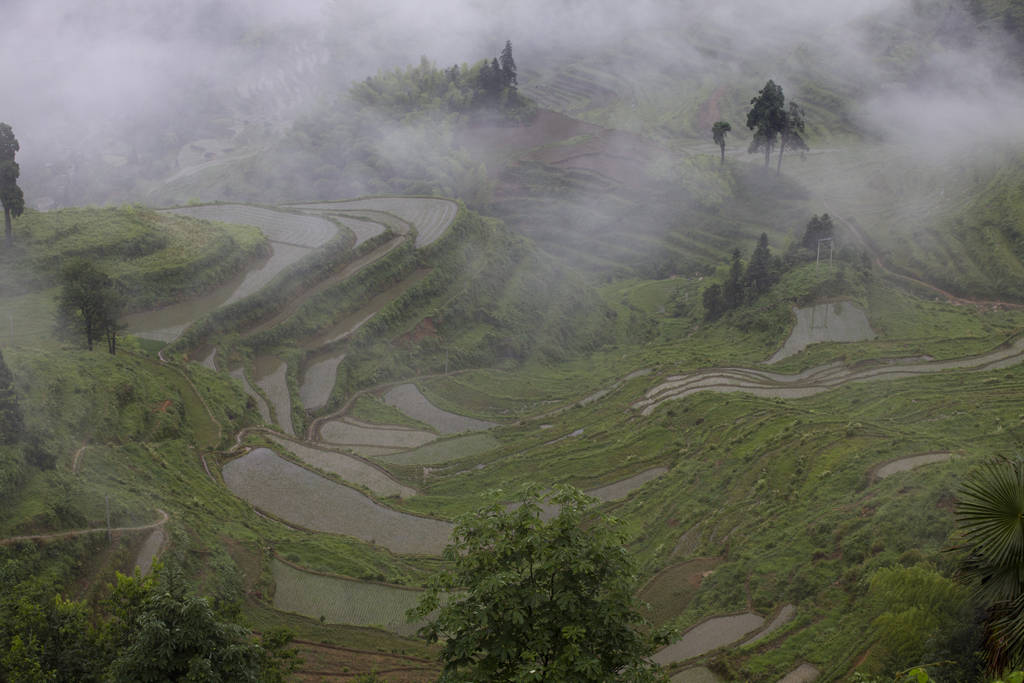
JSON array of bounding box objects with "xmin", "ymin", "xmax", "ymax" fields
[{"xmin": 458, "ymin": 108, "xmax": 665, "ymax": 192}]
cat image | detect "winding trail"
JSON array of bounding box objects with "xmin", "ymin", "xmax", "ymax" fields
[
  {"xmin": 71, "ymin": 442, "xmax": 88, "ymax": 474},
  {"xmin": 0, "ymin": 509, "xmax": 169, "ymax": 546},
  {"xmin": 826, "ymin": 203, "xmax": 1024, "ymax": 311}
]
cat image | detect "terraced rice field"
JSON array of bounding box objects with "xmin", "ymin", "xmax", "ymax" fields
[
  {"xmin": 372, "ymin": 433, "xmax": 500, "ymax": 466},
  {"xmin": 741, "ymin": 604, "xmax": 795, "ymax": 645},
  {"xmin": 636, "ymin": 337, "xmax": 1024, "ymax": 415},
  {"xmin": 302, "ymin": 269, "xmax": 431, "ymax": 348},
  {"xmin": 587, "ymin": 467, "xmax": 667, "ymax": 502},
  {"xmin": 383, "ymin": 384, "xmax": 497, "ymax": 434},
  {"xmin": 265, "ymin": 433, "xmax": 415, "ymax": 499},
  {"xmin": 247, "ymin": 237, "xmax": 405, "ymax": 336},
  {"xmin": 638, "ymin": 558, "xmax": 722, "ymax": 628},
  {"xmin": 779, "ymin": 664, "xmax": 821, "ymax": 682},
  {"xmin": 165, "ymin": 205, "xmax": 338, "ymax": 248},
  {"xmin": 222, "ymin": 449, "xmax": 451, "ymax": 554},
  {"xmin": 271, "ymin": 559, "xmax": 424, "ymax": 635},
  {"xmin": 253, "ymin": 356, "xmax": 293, "ymax": 436},
  {"xmin": 768, "ymin": 302, "xmax": 876, "ymax": 363},
  {"xmin": 299, "ymin": 352, "xmax": 346, "ymax": 412},
  {"xmin": 334, "ymin": 210, "xmax": 412, "ymax": 236},
  {"xmin": 670, "ymin": 668, "xmax": 720, "ymax": 683},
  {"xmin": 528, "ymin": 467, "xmax": 669, "ymax": 520},
  {"xmin": 230, "ymin": 368, "xmax": 271, "ymax": 424},
  {"xmin": 295, "ymin": 198, "xmax": 457, "ymax": 248},
  {"xmin": 122, "ymin": 241, "xmax": 311, "ymax": 342},
  {"xmin": 125, "ymin": 205, "xmax": 357, "ymax": 341},
  {"xmin": 652, "ymin": 613, "xmax": 766, "ymax": 665},
  {"xmin": 194, "ymin": 346, "xmax": 217, "ymax": 370},
  {"xmin": 330, "ymin": 214, "xmax": 385, "ymax": 246},
  {"xmin": 874, "ymin": 452, "xmax": 954, "ymax": 480},
  {"xmin": 319, "ymin": 419, "xmax": 437, "ymax": 451}
]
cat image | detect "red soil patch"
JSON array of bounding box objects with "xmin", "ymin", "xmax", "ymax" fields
[
  {"xmin": 155, "ymin": 399, "xmax": 173, "ymax": 413},
  {"xmin": 291, "ymin": 639, "xmax": 438, "ymax": 682},
  {"xmin": 396, "ymin": 317, "xmax": 439, "ymax": 346},
  {"xmin": 457, "ymin": 108, "xmax": 664, "ymax": 192},
  {"xmin": 696, "ymin": 86, "xmax": 727, "ymax": 133}
]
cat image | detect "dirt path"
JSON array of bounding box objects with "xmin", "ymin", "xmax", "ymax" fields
[
  {"xmin": 0, "ymin": 509, "xmax": 169, "ymax": 546},
  {"xmin": 71, "ymin": 442, "xmax": 88, "ymax": 474},
  {"xmin": 826, "ymin": 203, "xmax": 1024, "ymax": 310}
]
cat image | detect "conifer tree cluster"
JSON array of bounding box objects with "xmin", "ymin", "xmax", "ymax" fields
[
  {"xmin": 352, "ymin": 40, "xmax": 532, "ymax": 122},
  {"xmin": 702, "ymin": 233, "xmax": 781, "ymax": 320}
]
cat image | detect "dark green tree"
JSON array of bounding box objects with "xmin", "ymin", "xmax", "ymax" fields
[
  {"xmin": 410, "ymin": 486, "xmax": 669, "ymax": 682},
  {"xmin": 744, "ymin": 233, "xmax": 777, "ymax": 296},
  {"xmin": 702, "ymin": 283, "xmax": 725, "ymax": 321},
  {"xmin": 801, "ymin": 214, "xmax": 835, "ymax": 251},
  {"xmin": 57, "ymin": 260, "xmax": 124, "ymax": 353},
  {"xmin": 722, "ymin": 248, "xmax": 745, "ymax": 309},
  {"xmin": 0, "ymin": 123, "xmax": 25, "ymax": 245},
  {"xmin": 0, "ymin": 348, "xmax": 23, "ymax": 444},
  {"xmin": 712, "ymin": 121, "xmax": 732, "ymax": 165},
  {"xmin": 956, "ymin": 457, "xmax": 1024, "ymax": 673},
  {"xmin": 1, "ymin": 591, "xmax": 108, "ymax": 682},
  {"xmin": 746, "ymin": 80, "xmax": 786, "ymax": 168},
  {"xmin": 500, "ymin": 40, "xmax": 518, "ymax": 89},
  {"xmin": 106, "ymin": 568, "xmax": 298, "ymax": 682},
  {"xmin": 776, "ymin": 101, "xmax": 808, "ymax": 173}
]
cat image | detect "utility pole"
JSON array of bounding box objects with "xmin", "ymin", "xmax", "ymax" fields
[
  {"xmin": 105, "ymin": 495, "xmax": 111, "ymax": 543},
  {"xmin": 816, "ymin": 237, "xmax": 834, "ymax": 269}
]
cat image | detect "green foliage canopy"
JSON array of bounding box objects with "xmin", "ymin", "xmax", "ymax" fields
[
  {"xmin": 410, "ymin": 486, "xmax": 669, "ymax": 682},
  {"xmin": 746, "ymin": 80, "xmax": 786, "ymax": 168},
  {"xmin": 57, "ymin": 260, "xmax": 124, "ymax": 354}
]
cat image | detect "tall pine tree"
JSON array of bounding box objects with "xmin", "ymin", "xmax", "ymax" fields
[
  {"xmin": 499, "ymin": 40, "xmax": 517, "ymax": 88},
  {"xmin": 744, "ymin": 233, "xmax": 777, "ymax": 295},
  {"xmin": 0, "ymin": 123, "xmax": 24, "ymax": 245},
  {"xmin": 0, "ymin": 349, "xmax": 23, "ymax": 444}
]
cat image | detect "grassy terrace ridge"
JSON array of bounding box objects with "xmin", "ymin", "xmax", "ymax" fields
[{"xmin": 2, "ymin": 205, "xmax": 267, "ymax": 311}]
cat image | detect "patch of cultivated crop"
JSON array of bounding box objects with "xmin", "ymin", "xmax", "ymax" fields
[
  {"xmin": 373, "ymin": 433, "xmax": 500, "ymax": 466},
  {"xmin": 166, "ymin": 205, "xmax": 338, "ymax": 248},
  {"xmin": 253, "ymin": 356, "xmax": 293, "ymax": 435},
  {"xmin": 319, "ymin": 420, "xmax": 437, "ymax": 450},
  {"xmin": 296, "ymin": 198, "xmax": 456, "ymax": 248},
  {"xmin": 383, "ymin": 384, "xmax": 496, "ymax": 434},
  {"xmin": 272, "ymin": 559, "xmax": 423, "ymax": 635},
  {"xmin": 767, "ymin": 302, "xmax": 875, "ymax": 364},
  {"xmin": 222, "ymin": 448, "xmax": 451, "ymax": 554},
  {"xmin": 266, "ymin": 434, "xmax": 414, "ymax": 499}
]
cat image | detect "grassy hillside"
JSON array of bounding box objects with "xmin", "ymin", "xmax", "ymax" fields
[
  {"xmin": 8, "ymin": 4, "xmax": 1024, "ymax": 678},
  {"xmin": 0, "ymin": 206, "xmax": 266, "ymax": 311}
]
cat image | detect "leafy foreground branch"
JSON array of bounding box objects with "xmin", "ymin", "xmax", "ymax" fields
[
  {"xmin": 410, "ymin": 485, "xmax": 671, "ymax": 682},
  {"xmin": 1, "ymin": 565, "xmax": 298, "ymax": 681}
]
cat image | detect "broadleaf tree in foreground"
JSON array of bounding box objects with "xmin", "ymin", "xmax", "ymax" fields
[{"xmin": 410, "ymin": 485, "xmax": 670, "ymax": 682}]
